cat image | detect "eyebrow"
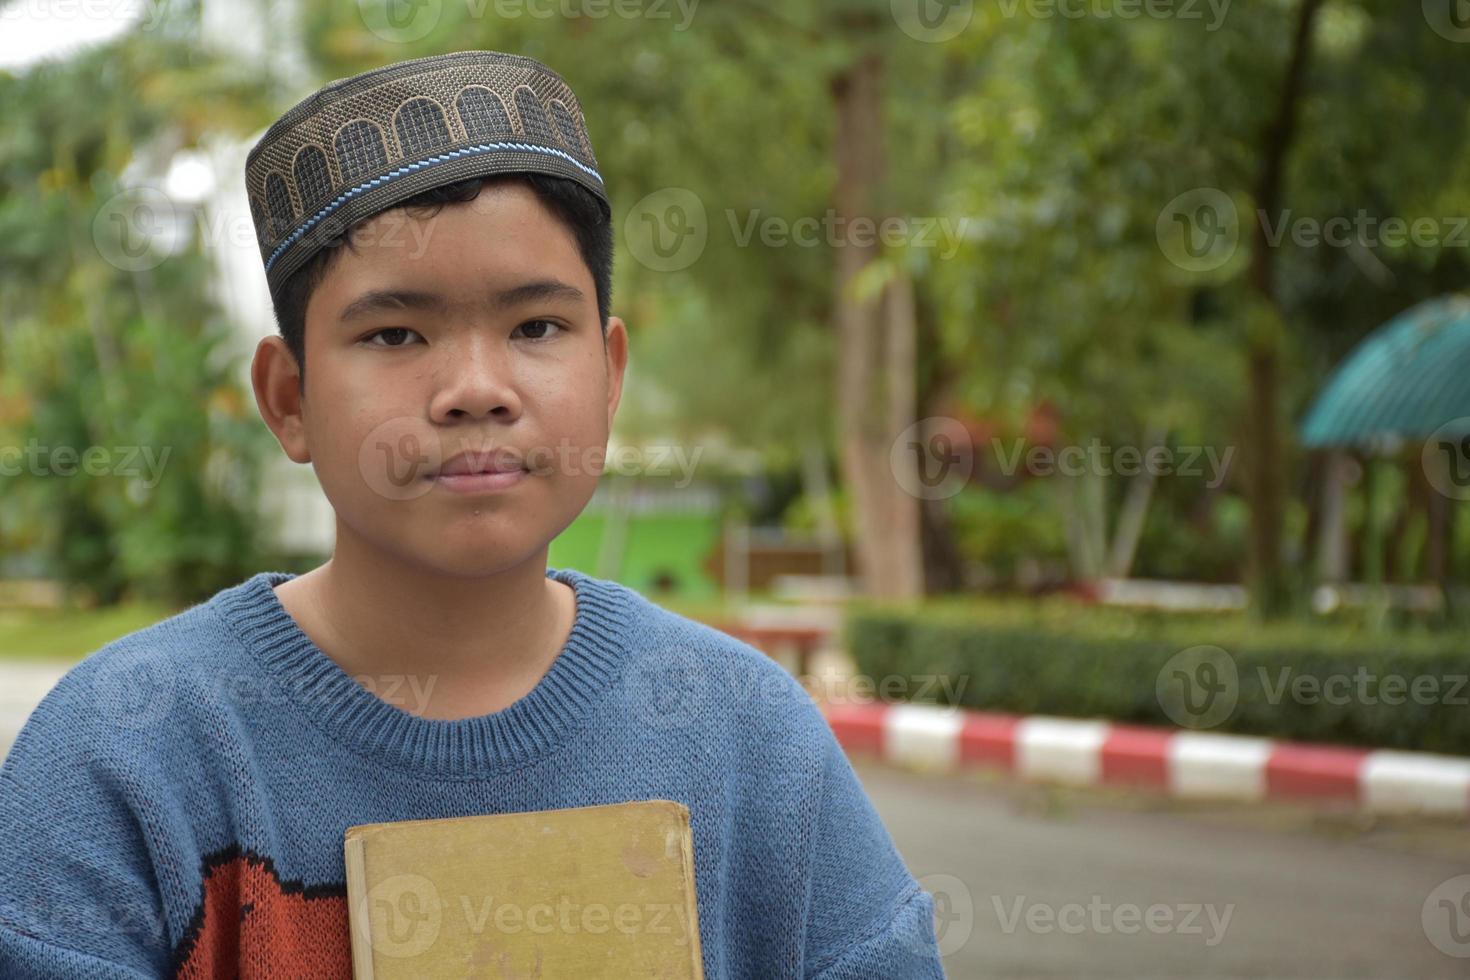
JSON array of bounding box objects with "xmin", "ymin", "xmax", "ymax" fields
[{"xmin": 337, "ymin": 279, "xmax": 587, "ymax": 322}]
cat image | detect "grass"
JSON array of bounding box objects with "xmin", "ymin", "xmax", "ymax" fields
[
  {"xmin": 0, "ymin": 588, "xmax": 754, "ymax": 666},
  {"xmin": 0, "ymin": 601, "xmax": 177, "ymax": 662},
  {"xmin": 0, "ymin": 510, "xmax": 755, "ymax": 661}
]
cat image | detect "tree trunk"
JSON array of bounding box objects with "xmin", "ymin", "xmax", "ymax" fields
[
  {"xmin": 1058, "ymin": 466, "xmax": 1108, "ymax": 582},
  {"xmin": 914, "ymin": 270, "xmax": 968, "ymax": 594},
  {"xmin": 1314, "ymin": 449, "xmax": 1350, "ymax": 583},
  {"xmin": 798, "ymin": 435, "xmax": 845, "ymax": 578},
  {"xmin": 1426, "ymin": 465, "xmax": 1450, "ymax": 588},
  {"xmin": 1105, "ymin": 429, "xmax": 1167, "ymax": 578},
  {"xmin": 830, "ymin": 47, "xmax": 924, "ymax": 599},
  {"xmin": 1244, "ymin": 0, "xmax": 1326, "ymax": 618}
]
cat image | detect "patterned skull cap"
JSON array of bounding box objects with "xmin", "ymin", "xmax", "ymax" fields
[{"xmin": 244, "ymin": 50, "xmax": 609, "ymax": 297}]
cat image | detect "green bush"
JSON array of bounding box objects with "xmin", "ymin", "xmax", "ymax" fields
[{"xmin": 846, "ymin": 599, "xmax": 1470, "ymax": 755}]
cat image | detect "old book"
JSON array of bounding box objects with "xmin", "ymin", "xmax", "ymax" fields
[{"xmin": 343, "ymin": 799, "xmax": 704, "ymax": 979}]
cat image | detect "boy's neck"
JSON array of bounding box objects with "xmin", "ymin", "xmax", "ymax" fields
[{"xmin": 271, "ymin": 530, "xmax": 577, "ymax": 721}]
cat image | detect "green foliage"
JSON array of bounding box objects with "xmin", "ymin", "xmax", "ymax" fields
[
  {"xmin": 947, "ymin": 484, "xmax": 1068, "ymax": 580},
  {"xmin": 7, "ymin": 1, "xmax": 1470, "ymax": 605},
  {"xmin": 0, "ymin": 35, "xmax": 277, "ymax": 604},
  {"xmin": 848, "ymin": 597, "xmax": 1470, "ymax": 753}
]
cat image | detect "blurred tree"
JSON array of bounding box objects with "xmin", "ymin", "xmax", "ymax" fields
[
  {"xmin": 15, "ymin": 0, "xmax": 1456, "ymax": 605},
  {"xmin": 0, "ymin": 25, "xmax": 279, "ymax": 603},
  {"xmin": 936, "ymin": 0, "xmax": 1470, "ymax": 608}
]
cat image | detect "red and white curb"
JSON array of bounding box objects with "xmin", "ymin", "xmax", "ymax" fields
[{"xmin": 823, "ymin": 702, "xmax": 1470, "ymax": 817}]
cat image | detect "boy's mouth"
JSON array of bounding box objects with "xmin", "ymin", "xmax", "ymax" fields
[
  {"xmin": 435, "ymin": 448, "xmax": 529, "ymax": 477},
  {"xmin": 431, "ymin": 448, "xmax": 531, "ymax": 494}
]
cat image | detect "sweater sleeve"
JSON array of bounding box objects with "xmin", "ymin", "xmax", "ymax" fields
[
  {"xmin": 0, "ymin": 662, "xmax": 172, "ymax": 978},
  {"xmin": 801, "ymin": 712, "xmax": 946, "ymax": 979},
  {"xmin": 0, "ymin": 924, "xmax": 156, "ymax": 979}
]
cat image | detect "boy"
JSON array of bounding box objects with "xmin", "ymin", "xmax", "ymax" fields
[{"xmin": 0, "ymin": 50, "xmax": 945, "ymax": 978}]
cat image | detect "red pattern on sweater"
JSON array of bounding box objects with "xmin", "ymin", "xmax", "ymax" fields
[{"xmin": 173, "ymin": 849, "xmax": 350, "ymax": 979}]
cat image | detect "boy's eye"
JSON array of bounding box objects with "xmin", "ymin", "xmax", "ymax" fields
[
  {"xmin": 364, "ymin": 327, "xmax": 424, "ymax": 348},
  {"xmin": 514, "ymin": 319, "xmax": 563, "ymax": 341},
  {"xmin": 361, "ymin": 321, "xmax": 561, "ymax": 346}
]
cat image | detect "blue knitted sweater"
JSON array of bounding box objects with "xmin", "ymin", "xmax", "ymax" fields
[{"xmin": 0, "ymin": 566, "xmax": 944, "ymax": 978}]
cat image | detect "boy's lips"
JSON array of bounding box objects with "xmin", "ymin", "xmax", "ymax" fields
[
  {"xmin": 433, "ymin": 448, "xmax": 529, "ymax": 478},
  {"xmin": 430, "ymin": 448, "xmax": 532, "ymax": 495},
  {"xmin": 434, "ymin": 469, "xmax": 528, "ymax": 494}
]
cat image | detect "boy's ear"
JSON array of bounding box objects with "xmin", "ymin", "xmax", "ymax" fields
[
  {"xmin": 251, "ymin": 336, "xmax": 312, "ymax": 465},
  {"xmin": 603, "ymin": 315, "xmax": 629, "ymax": 430}
]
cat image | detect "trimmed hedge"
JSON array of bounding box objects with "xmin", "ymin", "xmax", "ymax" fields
[{"xmin": 846, "ymin": 599, "xmax": 1470, "ymax": 756}]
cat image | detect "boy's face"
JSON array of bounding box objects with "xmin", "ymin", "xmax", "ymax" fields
[{"xmin": 252, "ymin": 181, "xmax": 628, "ymax": 578}]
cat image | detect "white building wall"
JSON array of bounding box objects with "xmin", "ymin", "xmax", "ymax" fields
[{"xmin": 200, "ymin": 0, "xmax": 333, "ymax": 557}]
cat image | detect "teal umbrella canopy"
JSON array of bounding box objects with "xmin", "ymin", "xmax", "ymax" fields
[{"xmin": 1299, "ymin": 295, "xmax": 1470, "ymax": 451}]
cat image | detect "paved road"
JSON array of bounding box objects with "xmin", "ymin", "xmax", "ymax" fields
[
  {"xmin": 857, "ymin": 759, "xmax": 1470, "ymax": 979},
  {"xmin": 0, "ymin": 661, "xmax": 70, "ymax": 758}
]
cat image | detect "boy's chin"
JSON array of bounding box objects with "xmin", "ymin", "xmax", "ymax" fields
[{"xmin": 397, "ymin": 534, "xmax": 548, "ymax": 581}]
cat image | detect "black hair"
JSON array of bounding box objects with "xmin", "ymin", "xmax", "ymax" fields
[{"xmin": 269, "ymin": 171, "xmax": 613, "ymax": 386}]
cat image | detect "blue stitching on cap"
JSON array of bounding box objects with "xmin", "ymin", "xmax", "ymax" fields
[{"xmin": 264, "ymin": 141, "xmax": 603, "ymax": 273}]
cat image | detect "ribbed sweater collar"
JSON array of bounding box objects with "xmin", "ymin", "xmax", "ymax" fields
[{"xmin": 214, "ymin": 565, "xmax": 633, "ymax": 777}]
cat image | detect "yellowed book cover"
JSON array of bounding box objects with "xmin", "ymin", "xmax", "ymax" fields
[{"xmin": 343, "ymin": 799, "xmax": 704, "ymax": 979}]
